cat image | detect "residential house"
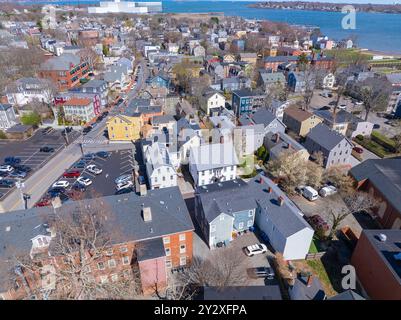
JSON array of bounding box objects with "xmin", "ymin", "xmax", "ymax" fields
[
  {"xmin": 233, "ymin": 124, "xmax": 265, "ymax": 157},
  {"xmin": 194, "ymin": 176, "xmax": 314, "ymax": 260},
  {"xmin": 148, "ymin": 72, "xmax": 171, "ymax": 89},
  {"xmin": 258, "ymin": 71, "xmax": 286, "ymax": 92},
  {"xmin": 192, "ymin": 45, "xmax": 206, "ymax": 57},
  {"xmin": 304, "ymin": 123, "xmax": 353, "ymax": 168},
  {"xmin": 0, "ymin": 104, "xmax": 17, "ymax": 131},
  {"xmin": 201, "ymin": 90, "xmax": 226, "ymax": 116},
  {"xmin": 5, "ymin": 77, "xmax": 54, "ymax": 106},
  {"xmin": 283, "ymin": 106, "xmax": 323, "ymax": 137},
  {"xmin": 107, "ymin": 114, "xmax": 142, "ymax": 141},
  {"xmin": 349, "ymin": 159, "xmax": 401, "ymax": 229},
  {"xmin": 38, "ymin": 53, "xmax": 90, "ymax": 91},
  {"xmin": 55, "ymin": 97, "xmax": 95, "ymax": 124},
  {"xmin": 0, "ymin": 188, "xmax": 194, "ymax": 299},
  {"xmin": 77, "ymin": 79, "xmax": 109, "ymax": 108},
  {"xmin": 289, "ymin": 275, "xmax": 326, "ymax": 300},
  {"xmin": 189, "ymin": 143, "xmax": 239, "ymax": 187},
  {"xmin": 239, "ymin": 53, "xmax": 257, "ymax": 65},
  {"xmin": 104, "ymin": 65, "xmax": 129, "ymax": 90},
  {"xmin": 176, "ymin": 117, "xmax": 203, "ymax": 165},
  {"xmin": 264, "ymin": 132, "xmax": 310, "ymax": 161},
  {"xmin": 6, "ymin": 124, "xmax": 34, "ymax": 140},
  {"xmin": 221, "ymin": 77, "xmax": 251, "ymax": 92},
  {"xmin": 151, "ymin": 115, "xmax": 176, "ymax": 132},
  {"xmin": 351, "ymin": 229, "xmax": 401, "ymax": 300},
  {"xmin": 239, "ymin": 108, "xmax": 286, "ymax": 135},
  {"xmin": 288, "ymin": 71, "xmax": 316, "ymax": 93},
  {"xmin": 232, "ymin": 89, "xmax": 265, "ymax": 116},
  {"xmin": 142, "ymin": 142, "xmax": 178, "ymax": 190},
  {"xmin": 264, "ymin": 56, "xmax": 299, "ymax": 72},
  {"xmin": 209, "ymin": 62, "xmax": 225, "ymax": 80}
]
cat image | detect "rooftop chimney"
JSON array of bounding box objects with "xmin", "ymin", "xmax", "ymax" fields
[
  {"xmin": 142, "ymin": 207, "xmax": 152, "ymax": 222},
  {"xmin": 268, "ymin": 187, "xmax": 272, "ymax": 193},
  {"xmin": 278, "ymin": 196, "xmax": 284, "ymax": 206},
  {"xmin": 259, "ymin": 176, "xmax": 264, "ymax": 184},
  {"xmin": 306, "ymin": 274, "xmax": 313, "ymax": 287},
  {"xmin": 275, "ymin": 133, "xmax": 280, "ymax": 143}
]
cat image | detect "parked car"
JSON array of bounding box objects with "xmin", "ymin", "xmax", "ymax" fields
[
  {"xmin": 83, "ymin": 153, "xmax": 96, "ymax": 160},
  {"xmin": 0, "ymin": 179, "xmax": 15, "ymax": 188},
  {"xmin": 353, "ymin": 146, "xmax": 364, "ymax": 154},
  {"xmin": 40, "ymin": 146, "xmax": 55, "ymax": 153},
  {"xmin": 71, "ymin": 183, "xmax": 86, "ymax": 192},
  {"xmin": 83, "ymin": 126, "xmax": 92, "ymax": 134},
  {"xmin": 247, "ymin": 267, "xmax": 275, "ymax": 280},
  {"xmin": 115, "ymin": 187, "xmax": 134, "ymax": 195},
  {"xmin": 52, "ymin": 180, "xmax": 70, "ymax": 188},
  {"xmin": 13, "ymin": 165, "xmax": 31, "ymax": 173},
  {"xmin": 86, "ymin": 164, "xmax": 102, "ymax": 175},
  {"xmin": 63, "ymin": 170, "xmax": 81, "ymax": 178},
  {"xmin": 76, "ymin": 176, "xmax": 92, "ymax": 187},
  {"xmin": 115, "ymin": 174, "xmax": 132, "ymax": 184},
  {"xmin": 96, "ymin": 151, "xmax": 110, "ymax": 159},
  {"xmin": 319, "ymin": 106, "xmax": 331, "ymax": 111},
  {"xmin": 47, "ymin": 187, "xmax": 66, "ymax": 197},
  {"xmin": 302, "ymin": 186, "xmax": 319, "ymax": 201},
  {"xmin": 319, "ymin": 185, "xmax": 337, "ymax": 197},
  {"xmin": 338, "ymin": 104, "xmax": 347, "ymax": 110},
  {"xmin": 355, "ymin": 100, "xmax": 363, "ymax": 106},
  {"xmin": 373, "ymin": 123, "xmax": 381, "ymax": 129},
  {"xmin": 0, "ymin": 165, "xmax": 14, "ymax": 173},
  {"xmin": 4, "ymin": 157, "xmax": 21, "ymax": 165},
  {"xmin": 35, "ymin": 198, "xmax": 51, "ymax": 207},
  {"xmin": 0, "ymin": 171, "xmax": 9, "ymax": 177},
  {"xmin": 244, "ymin": 244, "xmax": 268, "ymax": 257},
  {"xmin": 307, "ymin": 215, "xmax": 330, "ymax": 232},
  {"xmin": 9, "ymin": 170, "xmax": 27, "ymax": 179},
  {"xmin": 116, "ymin": 180, "xmax": 133, "ymax": 191},
  {"xmin": 73, "ymin": 161, "xmax": 86, "ymax": 169},
  {"xmin": 102, "ymin": 111, "xmax": 109, "ymax": 116},
  {"xmin": 295, "ymin": 185, "xmax": 305, "ymax": 195}
]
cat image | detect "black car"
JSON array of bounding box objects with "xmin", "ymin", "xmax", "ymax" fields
[
  {"xmin": 96, "ymin": 151, "xmax": 110, "ymax": 159},
  {"xmin": 47, "ymin": 187, "xmax": 66, "ymax": 197},
  {"xmin": 373, "ymin": 124, "xmax": 381, "ymax": 129},
  {"xmin": 71, "ymin": 183, "xmax": 86, "ymax": 192},
  {"xmin": 9, "ymin": 170, "xmax": 27, "ymax": 178},
  {"xmin": 83, "ymin": 153, "xmax": 96, "ymax": 160},
  {"xmin": 40, "ymin": 146, "xmax": 55, "ymax": 153},
  {"xmin": 102, "ymin": 111, "xmax": 109, "ymax": 116},
  {"xmin": 73, "ymin": 161, "xmax": 86, "ymax": 169},
  {"xmin": 319, "ymin": 106, "xmax": 331, "ymax": 111},
  {"xmin": 0, "ymin": 179, "xmax": 15, "ymax": 188},
  {"xmin": 4, "ymin": 157, "xmax": 21, "ymax": 165},
  {"xmin": 115, "ymin": 187, "xmax": 134, "ymax": 195},
  {"xmin": 13, "ymin": 165, "xmax": 31, "ymax": 173},
  {"xmin": 83, "ymin": 126, "xmax": 92, "ymax": 134}
]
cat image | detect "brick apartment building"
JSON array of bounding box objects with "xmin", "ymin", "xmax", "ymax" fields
[
  {"xmin": 38, "ymin": 53, "xmax": 90, "ymax": 91},
  {"xmin": 351, "ymin": 229, "xmax": 401, "ymax": 300},
  {"xmin": 0, "ymin": 187, "xmax": 194, "ymax": 299}
]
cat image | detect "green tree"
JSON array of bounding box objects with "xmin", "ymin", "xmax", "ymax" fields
[
  {"xmin": 102, "ymin": 44, "xmax": 110, "ymax": 57},
  {"xmin": 21, "ymin": 112, "xmax": 41, "ymax": 127},
  {"xmin": 0, "ymin": 130, "xmax": 7, "ymax": 139}
]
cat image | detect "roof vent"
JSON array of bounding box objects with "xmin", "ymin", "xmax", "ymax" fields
[
  {"xmin": 160, "ymin": 200, "xmax": 165, "ymax": 205},
  {"xmin": 142, "ymin": 207, "xmax": 152, "ymax": 222},
  {"xmin": 5, "ymin": 226, "xmax": 11, "ymax": 232},
  {"xmin": 378, "ymin": 233, "xmax": 387, "ymax": 242},
  {"xmin": 278, "ymin": 196, "xmax": 284, "ymax": 206}
]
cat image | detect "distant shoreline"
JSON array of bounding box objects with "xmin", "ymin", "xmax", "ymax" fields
[{"xmin": 248, "ymin": 1, "xmax": 401, "ymax": 15}]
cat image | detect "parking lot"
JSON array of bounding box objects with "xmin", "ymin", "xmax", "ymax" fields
[
  {"xmin": 0, "ymin": 128, "xmax": 80, "ymax": 200},
  {"xmin": 35, "ymin": 148, "xmax": 136, "ymax": 205}
]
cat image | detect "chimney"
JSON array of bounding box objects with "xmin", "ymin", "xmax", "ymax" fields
[
  {"xmin": 220, "ymin": 135, "xmax": 224, "ymax": 144},
  {"xmin": 139, "ymin": 184, "xmax": 147, "ymax": 196},
  {"xmin": 268, "ymin": 187, "xmax": 272, "ymax": 193},
  {"xmin": 278, "ymin": 196, "xmax": 284, "ymax": 206},
  {"xmin": 307, "ymin": 274, "xmax": 313, "ymax": 287},
  {"xmin": 275, "ymin": 133, "xmax": 280, "ymax": 143},
  {"xmin": 142, "ymin": 207, "xmax": 152, "ymax": 222},
  {"xmin": 287, "ymin": 143, "xmax": 291, "ymax": 149},
  {"xmin": 259, "ymin": 176, "xmax": 264, "ymax": 184}
]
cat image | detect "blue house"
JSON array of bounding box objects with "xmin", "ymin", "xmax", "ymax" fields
[
  {"xmin": 232, "ymin": 88, "xmax": 265, "ymax": 116},
  {"xmin": 148, "ymin": 72, "xmax": 171, "ymax": 89},
  {"xmin": 288, "ymin": 71, "xmax": 316, "ymax": 93}
]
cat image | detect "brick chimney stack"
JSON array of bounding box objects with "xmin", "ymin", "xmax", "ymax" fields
[
  {"xmin": 268, "ymin": 187, "xmax": 272, "ymax": 193},
  {"xmin": 307, "ymin": 274, "xmax": 313, "ymax": 287},
  {"xmin": 278, "ymin": 196, "xmax": 284, "ymax": 206}
]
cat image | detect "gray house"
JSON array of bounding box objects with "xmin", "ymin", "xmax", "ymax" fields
[
  {"xmin": 264, "ymin": 132, "xmax": 310, "ymax": 161},
  {"xmin": 239, "ymin": 108, "xmax": 286, "ymax": 135},
  {"xmin": 194, "ymin": 176, "xmax": 314, "ymax": 260},
  {"xmin": 304, "ymin": 123, "xmax": 354, "ymax": 168},
  {"xmin": 77, "ymin": 79, "xmax": 109, "ymax": 107}
]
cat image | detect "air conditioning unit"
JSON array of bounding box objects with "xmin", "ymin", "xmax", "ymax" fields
[{"xmin": 378, "ymin": 233, "xmax": 387, "ymax": 242}]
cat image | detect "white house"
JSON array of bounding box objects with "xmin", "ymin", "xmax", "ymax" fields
[
  {"xmin": 143, "ymin": 142, "xmax": 178, "ymax": 190},
  {"xmin": 189, "ymin": 142, "xmax": 239, "ymax": 187},
  {"xmin": 0, "ymin": 104, "xmax": 17, "ymax": 130},
  {"xmin": 267, "ymin": 100, "xmax": 293, "ymax": 120},
  {"xmin": 202, "ymin": 91, "xmax": 226, "ymax": 116},
  {"xmin": 6, "ymin": 78, "xmax": 53, "ymax": 106}
]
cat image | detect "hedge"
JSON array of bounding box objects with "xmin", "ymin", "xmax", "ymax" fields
[
  {"xmin": 371, "ymin": 130, "xmax": 396, "ymax": 152},
  {"xmin": 355, "ymin": 136, "xmax": 388, "ymax": 158}
]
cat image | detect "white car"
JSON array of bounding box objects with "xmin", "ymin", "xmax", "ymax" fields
[
  {"xmin": 0, "ymin": 165, "xmax": 14, "ymax": 172},
  {"xmin": 52, "ymin": 180, "xmax": 70, "ymax": 188},
  {"xmin": 115, "ymin": 174, "xmax": 132, "ymax": 184},
  {"xmin": 77, "ymin": 176, "xmax": 92, "ymax": 187},
  {"xmin": 338, "ymin": 104, "xmax": 347, "ymax": 110},
  {"xmin": 86, "ymin": 164, "xmax": 102, "ymax": 175},
  {"xmin": 244, "ymin": 244, "xmax": 268, "ymax": 257},
  {"xmin": 116, "ymin": 180, "xmax": 133, "ymax": 191},
  {"xmin": 319, "ymin": 185, "xmax": 337, "ymax": 197},
  {"xmin": 355, "ymin": 100, "xmax": 363, "ymax": 105}
]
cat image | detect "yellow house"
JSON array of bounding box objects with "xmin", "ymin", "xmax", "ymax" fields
[
  {"xmin": 107, "ymin": 114, "xmax": 142, "ymax": 141},
  {"xmin": 283, "ymin": 107, "xmax": 323, "ymax": 138}
]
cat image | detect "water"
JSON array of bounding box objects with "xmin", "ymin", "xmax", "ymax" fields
[{"xmin": 19, "ymin": 1, "xmax": 401, "ymax": 53}]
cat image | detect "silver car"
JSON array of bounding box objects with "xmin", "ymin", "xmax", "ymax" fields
[{"xmin": 114, "ymin": 174, "xmax": 132, "ymax": 185}]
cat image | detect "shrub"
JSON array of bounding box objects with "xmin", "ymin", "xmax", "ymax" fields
[
  {"xmin": 21, "ymin": 112, "xmax": 41, "ymax": 126},
  {"xmin": 0, "ymin": 130, "xmax": 7, "ymax": 139},
  {"xmin": 371, "ymin": 130, "xmax": 396, "ymax": 152}
]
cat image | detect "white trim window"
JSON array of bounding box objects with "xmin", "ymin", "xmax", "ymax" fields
[
  {"xmin": 108, "ymin": 259, "xmax": 116, "ymax": 268},
  {"xmin": 120, "ymin": 246, "xmax": 128, "ymax": 253},
  {"xmin": 97, "ymin": 262, "xmax": 105, "ymax": 270},
  {"xmin": 100, "ymin": 275, "xmax": 108, "ymax": 284},
  {"xmin": 179, "ymin": 233, "xmax": 186, "ymax": 242},
  {"xmin": 180, "ymin": 244, "xmax": 186, "ymax": 254},
  {"xmin": 163, "ymin": 237, "xmax": 170, "ymax": 244},
  {"xmin": 166, "ymin": 260, "xmax": 172, "ymax": 268},
  {"xmin": 165, "ymin": 248, "xmax": 171, "ymax": 256},
  {"xmin": 122, "ymin": 256, "xmax": 130, "ymax": 265},
  {"xmin": 247, "ymin": 220, "xmax": 253, "ymax": 227},
  {"xmin": 111, "ymin": 274, "xmax": 118, "ymax": 282},
  {"xmin": 179, "ymin": 256, "xmax": 187, "ymax": 266},
  {"xmin": 248, "ymin": 210, "xmax": 253, "ymax": 217},
  {"xmin": 238, "ymin": 222, "xmax": 244, "ymax": 230},
  {"xmin": 210, "ymin": 224, "xmax": 216, "ymax": 232}
]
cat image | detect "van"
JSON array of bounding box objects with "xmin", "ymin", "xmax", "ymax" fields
[
  {"xmin": 319, "ymin": 185, "xmax": 337, "ymax": 197},
  {"xmin": 302, "ymin": 186, "xmax": 319, "ymax": 201}
]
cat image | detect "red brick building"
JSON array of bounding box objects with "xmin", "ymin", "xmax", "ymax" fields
[
  {"xmin": 38, "ymin": 53, "xmax": 90, "ymax": 91},
  {"xmin": 351, "ymin": 229, "xmax": 401, "ymax": 300},
  {"xmin": 0, "ymin": 187, "xmax": 194, "ymax": 299}
]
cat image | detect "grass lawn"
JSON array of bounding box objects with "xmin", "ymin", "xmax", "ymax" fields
[{"xmin": 309, "ymin": 239, "xmax": 319, "ymax": 254}]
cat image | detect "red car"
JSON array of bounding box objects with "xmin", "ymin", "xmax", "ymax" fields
[
  {"xmin": 35, "ymin": 198, "xmax": 51, "ymax": 207},
  {"xmin": 353, "ymin": 147, "xmax": 364, "ymax": 154},
  {"xmin": 307, "ymin": 215, "xmax": 330, "ymax": 232},
  {"xmin": 63, "ymin": 170, "xmax": 81, "ymax": 178}
]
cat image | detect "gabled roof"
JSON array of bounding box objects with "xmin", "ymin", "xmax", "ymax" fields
[
  {"xmin": 328, "ymin": 290, "xmax": 365, "ymax": 300},
  {"xmin": 189, "ymin": 143, "xmax": 239, "ymax": 172},
  {"xmin": 40, "ymin": 53, "xmax": 81, "ymax": 71},
  {"xmin": 314, "ymin": 109, "xmax": 364, "ymax": 124},
  {"xmin": 284, "ymin": 106, "xmax": 315, "ymax": 123},
  {"xmin": 349, "ymin": 159, "xmax": 401, "ymax": 214},
  {"xmin": 249, "ymin": 108, "xmax": 284, "ymax": 128},
  {"xmin": 306, "ymin": 123, "xmax": 352, "ymax": 152}
]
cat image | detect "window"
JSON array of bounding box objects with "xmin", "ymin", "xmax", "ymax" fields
[
  {"xmin": 122, "ymin": 256, "xmax": 130, "ymax": 265},
  {"xmin": 111, "ymin": 274, "xmax": 118, "ymax": 282},
  {"xmin": 247, "ymin": 220, "xmax": 253, "ymax": 227},
  {"xmin": 100, "ymin": 275, "xmax": 108, "ymax": 284},
  {"xmin": 166, "ymin": 260, "xmax": 172, "ymax": 268},
  {"xmin": 238, "ymin": 222, "xmax": 244, "ymax": 230},
  {"xmin": 248, "ymin": 210, "xmax": 253, "ymax": 217},
  {"xmin": 162, "ymin": 176, "xmax": 166, "ymax": 181},
  {"xmin": 179, "ymin": 256, "xmax": 187, "ymax": 266},
  {"xmin": 180, "ymin": 244, "xmax": 186, "ymax": 254},
  {"xmin": 170, "ymin": 175, "xmax": 173, "ymax": 180},
  {"xmin": 108, "ymin": 259, "xmax": 116, "ymax": 268},
  {"xmin": 220, "ymin": 215, "xmax": 224, "ymax": 221},
  {"xmin": 97, "ymin": 262, "xmax": 105, "ymax": 270},
  {"xmin": 120, "ymin": 246, "xmax": 128, "ymax": 253},
  {"xmin": 179, "ymin": 234, "xmax": 186, "ymax": 241},
  {"xmin": 106, "ymin": 248, "xmax": 113, "ymax": 256},
  {"xmin": 210, "ymin": 224, "xmax": 216, "ymax": 232},
  {"xmin": 165, "ymin": 248, "xmax": 171, "ymax": 256},
  {"xmin": 123, "ymin": 269, "xmax": 131, "ymax": 278},
  {"xmin": 163, "ymin": 237, "xmax": 170, "ymax": 244}
]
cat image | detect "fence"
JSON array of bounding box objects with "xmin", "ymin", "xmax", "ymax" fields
[{"xmin": 305, "ymin": 251, "xmax": 326, "ymax": 260}]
